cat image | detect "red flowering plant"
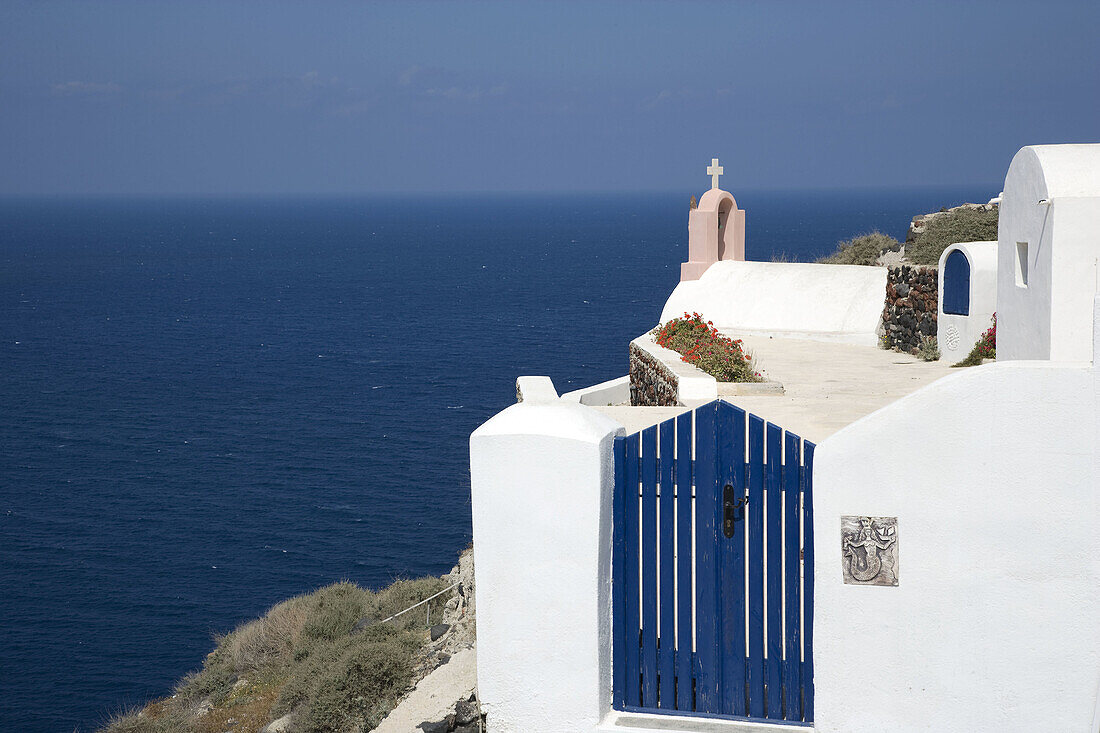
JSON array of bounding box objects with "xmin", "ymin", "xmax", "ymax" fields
[
  {"xmin": 650, "ymin": 312, "xmax": 763, "ymax": 382},
  {"xmin": 953, "ymin": 313, "xmax": 996, "ymax": 367}
]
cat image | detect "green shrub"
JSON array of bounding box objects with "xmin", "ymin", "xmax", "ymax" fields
[
  {"xmin": 917, "ymin": 336, "xmax": 940, "ymax": 362},
  {"xmin": 818, "ymin": 231, "xmax": 899, "ymax": 266},
  {"xmin": 300, "ymin": 582, "xmax": 371, "ymax": 643},
  {"xmin": 294, "ymin": 626, "xmax": 421, "ymax": 733},
  {"xmin": 271, "ymin": 640, "xmax": 338, "ymax": 717},
  {"xmin": 369, "ymin": 576, "xmax": 450, "ymax": 632},
  {"xmin": 652, "ymin": 312, "xmax": 761, "ymax": 382},
  {"xmin": 174, "ymin": 645, "xmax": 237, "ymax": 704},
  {"xmin": 907, "ymin": 207, "xmax": 998, "ymax": 265}
]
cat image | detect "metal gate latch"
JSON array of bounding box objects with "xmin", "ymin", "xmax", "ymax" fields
[{"xmin": 722, "ymin": 484, "xmax": 748, "ymax": 538}]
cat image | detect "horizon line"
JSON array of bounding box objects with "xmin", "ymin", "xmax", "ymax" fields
[{"xmin": 0, "ymin": 182, "xmax": 1003, "ymax": 200}]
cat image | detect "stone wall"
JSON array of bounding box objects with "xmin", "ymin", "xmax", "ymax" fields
[
  {"xmin": 629, "ymin": 341, "xmax": 678, "ymax": 406},
  {"xmin": 882, "ymin": 265, "xmax": 938, "ymax": 354}
]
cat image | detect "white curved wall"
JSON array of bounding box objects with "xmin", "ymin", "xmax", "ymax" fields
[
  {"xmin": 813, "ymin": 359, "xmax": 1100, "ymax": 732},
  {"xmin": 998, "ymin": 144, "xmax": 1100, "ymax": 362},
  {"xmin": 661, "ymin": 260, "xmax": 887, "ymax": 345},
  {"xmin": 937, "ymin": 241, "xmax": 998, "ymax": 362}
]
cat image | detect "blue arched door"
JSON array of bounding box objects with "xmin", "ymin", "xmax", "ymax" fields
[{"xmin": 942, "ymin": 249, "xmax": 971, "ymax": 315}]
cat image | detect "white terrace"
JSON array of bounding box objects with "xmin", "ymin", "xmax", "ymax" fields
[{"xmin": 597, "ymin": 334, "xmax": 955, "ymax": 443}]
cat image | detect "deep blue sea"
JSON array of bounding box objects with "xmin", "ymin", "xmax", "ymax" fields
[{"xmin": 0, "ymin": 187, "xmax": 992, "ymax": 731}]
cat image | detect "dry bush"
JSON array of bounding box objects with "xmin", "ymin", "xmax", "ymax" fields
[
  {"xmin": 818, "ymin": 231, "xmax": 899, "ymax": 266},
  {"xmin": 101, "ymin": 706, "xmax": 193, "ymax": 733},
  {"xmin": 369, "ymin": 576, "xmax": 450, "ymax": 632},
  {"xmin": 224, "ymin": 597, "xmax": 308, "ymax": 673},
  {"xmin": 299, "ymin": 582, "xmax": 373, "ymax": 648}
]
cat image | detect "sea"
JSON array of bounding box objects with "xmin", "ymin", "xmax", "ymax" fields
[{"xmin": 0, "ymin": 187, "xmax": 993, "ymax": 731}]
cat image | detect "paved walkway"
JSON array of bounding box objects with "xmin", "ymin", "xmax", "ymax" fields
[
  {"xmin": 595, "ymin": 335, "xmax": 958, "ymax": 444},
  {"xmin": 729, "ymin": 334, "xmax": 955, "ymax": 443},
  {"xmin": 371, "ymin": 646, "xmax": 476, "ymax": 733}
]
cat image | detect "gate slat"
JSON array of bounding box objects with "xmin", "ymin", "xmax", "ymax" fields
[
  {"xmin": 783, "ymin": 432, "xmax": 803, "ymax": 721},
  {"xmin": 802, "ymin": 441, "xmax": 816, "ymax": 722},
  {"xmin": 613, "ymin": 436, "xmax": 626, "ymax": 708},
  {"xmin": 746, "ymin": 415, "xmax": 766, "ymax": 717},
  {"xmin": 717, "ymin": 402, "xmax": 747, "ymax": 716},
  {"xmin": 731, "ymin": 407, "xmax": 748, "ymax": 717},
  {"xmin": 693, "ymin": 402, "xmax": 720, "ymax": 711},
  {"xmin": 674, "ymin": 412, "xmax": 693, "ymax": 711},
  {"xmin": 641, "ymin": 426, "xmax": 659, "ymax": 708},
  {"xmin": 764, "ymin": 423, "xmax": 783, "ymax": 719},
  {"xmin": 658, "ymin": 418, "xmax": 676, "ymax": 708},
  {"xmin": 624, "ymin": 433, "xmax": 641, "ymax": 707}
]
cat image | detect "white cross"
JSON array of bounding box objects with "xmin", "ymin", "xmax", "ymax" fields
[{"xmin": 707, "ymin": 158, "xmax": 724, "ymax": 189}]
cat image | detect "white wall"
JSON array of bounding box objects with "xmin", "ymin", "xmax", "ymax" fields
[
  {"xmin": 470, "ymin": 402, "xmax": 623, "ymax": 733},
  {"xmin": 937, "ymin": 241, "xmax": 998, "ymax": 362},
  {"xmin": 661, "ymin": 260, "xmax": 887, "ymax": 345},
  {"xmin": 560, "ymin": 375, "xmax": 632, "ymax": 406},
  {"xmin": 997, "ymin": 144, "xmax": 1100, "ymax": 362},
  {"xmin": 516, "ymin": 375, "xmax": 559, "ymax": 403},
  {"xmin": 812, "ymin": 358, "xmax": 1100, "ymax": 732},
  {"xmin": 1051, "ymin": 196, "xmax": 1100, "ymax": 362},
  {"xmin": 631, "ymin": 335, "xmax": 717, "ymax": 407}
]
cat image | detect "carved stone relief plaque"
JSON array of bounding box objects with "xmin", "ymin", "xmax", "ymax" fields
[
  {"xmin": 841, "ymin": 516, "xmax": 898, "ymax": 586},
  {"xmin": 944, "ymin": 324, "xmax": 961, "ymax": 352}
]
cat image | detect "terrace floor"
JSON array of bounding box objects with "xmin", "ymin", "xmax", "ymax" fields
[{"xmin": 593, "ymin": 333, "xmax": 959, "ymax": 444}]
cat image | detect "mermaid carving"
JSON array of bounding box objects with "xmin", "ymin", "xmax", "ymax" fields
[{"xmin": 843, "ymin": 517, "xmax": 897, "ymax": 583}]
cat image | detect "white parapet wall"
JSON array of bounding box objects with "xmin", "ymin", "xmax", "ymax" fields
[
  {"xmin": 630, "ymin": 334, "xmax": 718, "ymax": 407},
  {"xmin": 470, "ymin": 401, "xmax": 624, "ymax": 733},
  {"xmin": 660, "ymin": 260, "xmax": 888, "ymax": 345},
  {"xmin": 515, "ymin": 375, "xmax": 559, "ymax": 403},
  {"xmin": 560, "ymin": 375, "xmax": 632, "ymax": 406},
  {"xmin": 812, "ymin": 356, "xmax": 1100, "ymax": 732}
]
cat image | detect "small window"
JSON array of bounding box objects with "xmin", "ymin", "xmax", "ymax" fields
[
  {"xmin": 942, "ymin": 249, "xmax": 971, "ymax": 315},
  {"xmin": 1016, "ymin": 241, "xmax": 1029, "ymax": 287}
]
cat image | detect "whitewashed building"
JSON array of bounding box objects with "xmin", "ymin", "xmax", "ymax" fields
[
  {"xmin": 997, "ymin": 144, "xmax": 1100, "ymax": 362},
  {"xmin": 470, "ymin": 146, "xmax": 1100, "ymax": 733}
]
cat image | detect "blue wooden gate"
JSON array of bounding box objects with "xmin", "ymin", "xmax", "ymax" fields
[{"xmin": 612, "ymin": 400, "xmax": 814, "ymax": 725}]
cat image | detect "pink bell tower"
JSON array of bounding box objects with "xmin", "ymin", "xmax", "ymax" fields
[{"xmin": 680, "ymin": 157, "xmax": 746, "ymax": 281}]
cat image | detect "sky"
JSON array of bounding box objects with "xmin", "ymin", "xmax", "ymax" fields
[{"xmin": 0, "ymin": 0, "xmax": 1097, "ymax": 195}]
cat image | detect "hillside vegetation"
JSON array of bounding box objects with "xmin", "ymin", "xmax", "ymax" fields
[
  {"xmin": 818, "ymin": 203, "xmax": 998, "ymax": 267},
  {"xmin": 101, "ymin": 567, "xmax": 462, "ymax": 733},
  {"xmin": 817, "ymin": 231, "xmax": 900, "ymax": 266},
  {"xmin": 906, "ymin": 205, "xmax": 999, "ymax": 265}
]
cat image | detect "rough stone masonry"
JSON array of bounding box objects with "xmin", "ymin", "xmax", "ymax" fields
[
  {"xmin": 882, "ymin": 265, "xmax": 938, "ymax": 354},
  {"xmin": 629, "ymin": 341, "xmax": 679, "ymax": 406}
]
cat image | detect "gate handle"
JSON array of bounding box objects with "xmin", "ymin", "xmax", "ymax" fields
[{"xmin": 722, "ymin": 484, "xmax": 748, "ymax": 538}]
